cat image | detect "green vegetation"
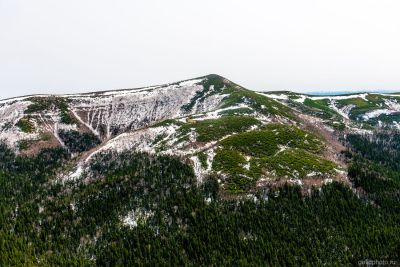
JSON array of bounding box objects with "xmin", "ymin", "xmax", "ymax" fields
[
  {"xmin": 60, "ymin": 110, "xmax": 77, "ymax": 124},
  {"xmin": 217, "ymin": 107, "xmax": 255, "ymax": 116},
  {"xmin": 368, "ymin": 112, "xmax": 400, "ymax": 126},
  {"xmin": 222, "ymin": 90, "xmax": 295, "ymax": 119},
  {"xmin": 212, "ymin": 124, "xmax": 333, "ymax": 191},
  {"xmin": 327, "ymin": 121, "xmax": 346, "ymax": 131},
  {"xmin": 15, "ymin": 117, "xmax": 34, "ymax": 133},
  {"xmin": 58, "ymin": 129, "xmax": 101, "ymax": 153},
  {"xmin": 287, "ymin": 94, "xmax": 302, "ymax": 100},
  {"xmin": 303, "ymin": 98, "xmax": 337, "ymax": 119},
  {"xmin": 152, "ymin": 133, "xmax": 168, "ymax": 147},
  {"xmin": 25, "ymin": 96, "xmax": 77, "ymax": 124},
  {"xmin": 197, "ymin": 151, "xmax": 208, "ymax": 168},
  {"xmin": 346, "ymin": 132, "xmax": 400, "ymax": 213},
  {"xmin": 347, "ymin": 132, "xmax": 400, "ymax": 175},
  {"xmin": 17, "ymin": 139, "xmax": 32, "ymax": 150},
  {"xmin": 287, "ymin": 99, "xmax": 329, "ymax": 120},
  {"xmin": 26, "ymin": 96, "xmax": 66, "ymax": 113},
  {"xmin": 180, "ymin": 115, "xmax": 261, "ymax": 143},
  {"xmin": 40, "ymin": 132, "xmax": 52, "ymax": 141},
  {"xmin": 262, "ymin": 149, "xmax": 336, "ymax": 178},
  {"xmin": 212, "ymin": 148, "xmax": 255, "ymax": 192},
  {"xmin": 213, "ymin": 149, "xmax": 246, "ymax": 176},
  {"xmin": 152, "ymin": 118, "xmax": 184, "ymax": 127},
  {"xmin": 335, "ymin": 95, "xmax": 384, "ymax": 120},
  {"xmin": 221, "ymin": 124, "xmax": 323, "ymax": 156},
  {"xmin": 303, "ymin": 98, "xmax": 329, "ymax": 109}
]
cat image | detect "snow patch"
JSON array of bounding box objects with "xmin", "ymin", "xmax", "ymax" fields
[
  {"xmin": 362, "ymin": 100, "xmax": 400, "ymax": 120},
  {"xmin": 178, "ymin": 78, "xmax": 204, "ymax": 87},
  {"xmin": 121, "ymin": 209, "xmax": 154, "ymax": 229},
  {"xmin": 0, "ymin": 100, "xmax": 40, "ymax": 147},
  {"xmin": 260, "ymin": 93, "xmax": 288, "ymax": 100},
  {"xmin": 293, "ymin": 95, "xmax": 306, "ymax": 103},
  {"xmin": 191, "ymin": 155, "xmax": 206, "ymax": 183},
  {"xmin": 310, "ymin": 93, "xmax": 369, "ymax": 101},
  {"xmin": 362, "ymin": 109, "xmax": 394, "ymax": 120},
  {"xmin": 329, "ymin": 101, "xmax": 354, "ymax": 120},
  {"xmin": 193, "ymin": 104, "xmax": 250, "ymax": 121}
]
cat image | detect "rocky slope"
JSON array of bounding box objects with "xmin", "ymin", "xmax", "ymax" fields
[
  {"xmin": 0, "ymin": 75, "xmax": 223, "ymax": 146},
  {"xmin": 2, "ymin": 74, "xmax": 399, "ymax": 193}
]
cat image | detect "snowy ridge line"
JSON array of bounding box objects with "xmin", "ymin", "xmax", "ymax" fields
[
  {"xmin": 309, "ymin": 93, "xmax": 369, "ymax": 101},
  {"xmin": 0, "ymin": 95, "xmax": 48, "ymax": 105},
  {"xmin": 257, "ymin": 92, "xmax": 288, "ymax": 100},
  {"xmin": 0, "ymin": 77, "xmax": 206, "ymax": 103},
  {"xmin": 70, "ymin": 77, "xmax": 205, "ymax": 98}
]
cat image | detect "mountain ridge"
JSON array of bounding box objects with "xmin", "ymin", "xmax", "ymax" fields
[
  {"xmin": 0, "ymin": 74, "xmax": 225, "ymax": 102},
  {"xmin": 1, "ymin": 74, "xmax": 400, "ymax": 193},
  {"xmin": 0, "ymin": 74, "xmax": 342, "ymax": 193}
]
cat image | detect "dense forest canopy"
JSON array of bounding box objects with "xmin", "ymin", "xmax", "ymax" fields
[{"xmin": 1, "ymin": 130, "xmax": 400, "ymax": 266}]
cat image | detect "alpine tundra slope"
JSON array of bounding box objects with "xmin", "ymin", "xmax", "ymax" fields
[
  {"xmin": 2, "ymin": 74, "xmax": 399, "ymax": 191},
  {"xmin": 0, "ymin": 74, "xmax": 352, "ymax": 191}
]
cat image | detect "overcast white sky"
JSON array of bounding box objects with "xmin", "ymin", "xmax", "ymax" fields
[{"xmin": 1, "ymin": 0, "xmax": 400, "ymax": 99}]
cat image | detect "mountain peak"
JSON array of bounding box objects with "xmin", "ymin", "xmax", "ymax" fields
[{"xmin": 2, "ymin": 76, "xmax": 400, "ymax": 194}]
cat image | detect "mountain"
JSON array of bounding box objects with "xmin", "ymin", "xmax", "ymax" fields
[
  {"xmin": 0, "ymin": 74, "xmax": 343, "ymax": 191},
  {"xmin": 2, "ymin": 74, "xmax": 400, "ymax": 191},
  {"xmin": 1, "ymin": 75, "xmax": 400, "ymax": 265}
]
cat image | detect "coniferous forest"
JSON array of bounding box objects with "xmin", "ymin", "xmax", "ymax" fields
[{"xmin": 0, "ymin": 132, "xmax": 400, "ymax": 266}]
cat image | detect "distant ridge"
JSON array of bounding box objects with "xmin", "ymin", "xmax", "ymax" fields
[{"xmin": 307, "ymin": 90, "xmax": 400, "ymax": 96}]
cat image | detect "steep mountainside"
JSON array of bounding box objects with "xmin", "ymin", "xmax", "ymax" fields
[
  {"xmin": 0, "ymin": 75, "xmax": 225, "ymax": 145},
  {"xmin": 1, "ymin": 75, "xmax": 400, "ymax": 265},
  {"xmin": 2, "ymin": 75, "xmax": 400, "ymax": 194},
  {"xmin": 0, "ymin": 74, "xmax": 346, "ymax": 193}
]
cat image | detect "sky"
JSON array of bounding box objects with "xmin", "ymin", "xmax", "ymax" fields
[{"xmin": 1, "ymin": 0, "xmax": 400, "ymax": 99}]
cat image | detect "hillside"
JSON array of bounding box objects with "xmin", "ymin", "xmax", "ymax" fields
[
  {"xmin": 1, "ymin": 75, "xmax": 400, "ymax": 265},
  {"xmin": 0, "ymin": 75, "xmax": 348, "ymax": 192}
]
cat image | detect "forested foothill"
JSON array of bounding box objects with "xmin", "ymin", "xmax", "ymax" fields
[{"xmin": 1, "ymin": 130, "xmax": 399, "ymax": 266}]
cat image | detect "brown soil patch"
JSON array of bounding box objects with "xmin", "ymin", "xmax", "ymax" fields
[{"xmin": 20, "ymin": 132, "xmax": 61, "ymax": 156}]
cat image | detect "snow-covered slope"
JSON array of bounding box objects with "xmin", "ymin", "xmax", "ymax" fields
[
  {"xmin": 66, "ymin": 78, "xmax": 224, "ymax": 138},
  {"xmin": 0, "ymin": 75, "xmax": 360, "ymax": 192},
  {"xmin": 0, "ymin": 75, "xmax": 230, "ymax": 148}
]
